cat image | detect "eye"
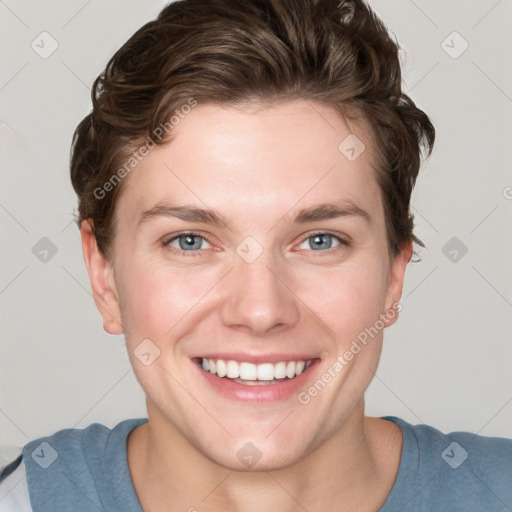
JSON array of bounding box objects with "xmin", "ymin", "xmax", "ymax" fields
[
  {"xmin": 297, "ymin": 232, "xmax": 346, "ymax": 252},
  {"xmin": 163, "ymin": 232, "xmax": 213, "ymax": 253},
  {"xmin": 162, "ymin": 231, "xmax": 348, "ymax": 256}
]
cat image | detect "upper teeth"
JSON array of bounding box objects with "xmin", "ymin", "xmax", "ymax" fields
[{"xmin": 201, "ymin": 358, "xmax": 312, "ymax": 380}]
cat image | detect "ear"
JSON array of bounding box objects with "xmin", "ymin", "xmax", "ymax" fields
[
  {"xmin": 80, "ymin": 219, "xmax": 123, "ymax": 335},
  {"xmin": 383, "ymin": 241, "xmax": 412, "ymax": 328}
]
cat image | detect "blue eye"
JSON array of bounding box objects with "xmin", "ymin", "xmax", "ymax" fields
[
  {"xmin": 298, "ymin": 233, "xmax": 344, "ymax": 251},
  {"xmin": 164, "ymin": 233, "xmax": 212, "ymax": 252},
  {"xmin": 162, "ymin": 231, "xmax": 347, "ymax": 256}
]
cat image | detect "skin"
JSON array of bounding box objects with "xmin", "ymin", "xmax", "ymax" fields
[{"xmin": 81, "ymin": 99, "xmax": 412, "ymax": 511}]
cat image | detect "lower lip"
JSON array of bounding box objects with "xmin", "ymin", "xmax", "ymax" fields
[{"xmin": 193, "ymin": 359, "xmax": 320, "ymax": 403}]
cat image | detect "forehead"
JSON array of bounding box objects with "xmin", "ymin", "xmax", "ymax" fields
[{"xmin": 116, "ymin": 99, "xmax": 383, "ymax": 230}]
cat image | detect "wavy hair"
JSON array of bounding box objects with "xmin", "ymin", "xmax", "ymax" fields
[{"xmin": 70, "ymin": 0, "xmax": 435, "ymax": 259}]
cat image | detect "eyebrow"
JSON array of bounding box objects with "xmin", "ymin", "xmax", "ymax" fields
[{"xmin": 137, "ymin": 200, "xmax": 371, "ymax": 229}]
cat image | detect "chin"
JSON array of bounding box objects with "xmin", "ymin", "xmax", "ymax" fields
[{"xmin": 195, "ymin": 432, "xmax": 310, "ymax": 473}]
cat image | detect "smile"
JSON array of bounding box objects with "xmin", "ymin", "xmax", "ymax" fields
[{"xmin": 197, "ymin": 357, "xmax": 313, "ymax": 385}]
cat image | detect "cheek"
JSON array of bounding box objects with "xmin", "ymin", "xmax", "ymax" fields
[
  {"xmin": 115, "ymin": 244, "xmax": 390, "ymax": 352},
  {"xmin": 296, "ymin": 257, "xmax": 389, "ymax": 345},
  {"xmin": 115, "ymin": 257, "xmax": 208, "ymax": 342}
]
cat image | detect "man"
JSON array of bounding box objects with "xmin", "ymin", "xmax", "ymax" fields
[{"xmin": 1, "ymin": 0, "xmax": 510, "ymax": 510}]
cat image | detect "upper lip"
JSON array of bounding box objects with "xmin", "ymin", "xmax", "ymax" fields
[{"xmin": 192, "ymin": 353, "xmax": 319, "ymax": 365}]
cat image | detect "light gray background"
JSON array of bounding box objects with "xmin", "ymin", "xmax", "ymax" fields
[{"xmin": 1, "ymin": 0, "xmax": 511, "ymax": 467}]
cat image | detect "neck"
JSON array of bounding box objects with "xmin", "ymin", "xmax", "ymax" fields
[{"xmin": 127, "ymin": 399, "xmax": 401, "ymax": 512}]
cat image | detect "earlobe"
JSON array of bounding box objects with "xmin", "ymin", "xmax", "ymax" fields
[
  {"xmin": 80, "ymin": 219, "xmax": 123, "ymax": 335},
  {"xmin": 383, "ymin": 241, "xmax": 412, "ymax": 327}
]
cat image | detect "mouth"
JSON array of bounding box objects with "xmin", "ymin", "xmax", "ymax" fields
[
  {"xmin": 192, "ymin": 356, "xmax": 319, "ymax": 402},
  {"xmin": 195, "ymin": 357, "xmax": 314, "ymax": 385}
]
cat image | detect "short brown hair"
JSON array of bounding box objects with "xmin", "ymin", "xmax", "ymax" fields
[{"xmin": 70, "ymin": 0, "xmax": 435, "ymax": 259}]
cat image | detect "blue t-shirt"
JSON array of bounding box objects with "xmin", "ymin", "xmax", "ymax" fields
[{"xmin": 0, "ymin": 416, "xmax": 511, "ymax": 511}]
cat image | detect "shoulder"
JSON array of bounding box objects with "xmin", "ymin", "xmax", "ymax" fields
[
  {"xmin": 381, "ymin": 416, "xmax": 512, "ymax": 511},
  {"xmin": 21, "ymin": 417, "xmax": 147, "ymax": 463},
  {"xmin": 402, "ymin": 417, "xmax": 512, "ymax": 472},
  {"xmin": 0, "ymin": 456, "xmax": 31, "ymax": 512},
  {"xmin": 13, "ymin": 418, "xmax": 147, "ymax": 512}
]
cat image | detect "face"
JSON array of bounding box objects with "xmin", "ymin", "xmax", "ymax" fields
[{"xmin": 82, "ymin": 99, "xmax": 410, "ymax": 471}]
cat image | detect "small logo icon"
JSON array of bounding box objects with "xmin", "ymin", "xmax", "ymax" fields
[
  {"xmin": 32, "ymin": 237, "xmax": 58, "ymax": 263},
  {"xmin": 441, "ymin": 31, "xmax": 469, "ymax": 59},
  {"xmin": 338, "ymin": 134, "xmax": 366, "ymax": 161},
  {"xmin": 31, "ymin": 442, "xmax": 58, "ymax": 469},
  {"xmin": 31, "ymin": 32, "xmax": 59, "ymax": 59},
  {"xmin": 442, "ymin": 237, "xmax": 468, "ymax": 263},
  {"xmin": 236, "ymin": 236, "xmax": 263, "ymax": 264},
  {"xmin": 441, "ymin": 441, "xmax": 468, "ymax": 469},
  {"xmin": 236, "ymin": 442, "xmax": 262, "ymax": 468},
  {"xmin": 134, "ymin": 338, "xmax": 160, "ymax": 366}
]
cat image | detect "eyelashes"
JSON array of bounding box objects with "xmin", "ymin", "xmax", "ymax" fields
[
  {"xmin": 296, "ymin": 232, "xmax": 346, "ymax": 252},
  {"xmin": 162, "ymin": 231, "xmax": 350, "ymax": 257},
  {"xmin": 163, "ymin": 232, "xmax": 213, "ymax": 253}
]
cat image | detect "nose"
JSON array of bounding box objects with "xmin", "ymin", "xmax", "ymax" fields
[{"xmin": 219, "ymin": 249, "xmax": 300, "ymax": 337}]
